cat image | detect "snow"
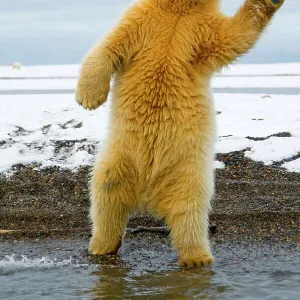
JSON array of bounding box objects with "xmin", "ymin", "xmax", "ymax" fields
[
  {"xmin": 220, "ymin": 63, "xmax": 300, "ymax": 76},
  {"xmin": 245, "ymin": 137, "xmax": 300, "ymax": 165},
  {"xmin": 215, "ymin": 94, "xmax": 300, "ymax": 138},
  {"xmin": 212, "ymin": 76, "xmax": 300, "ymax": 88},
  {"xmin": 1, "ymin": 92, "xmax": 299, "ymax": 174},
  {"xmin": 215, "ymin": 94, "xmax": 300, "ymax": 168},
  {"xmin": 0, "ymin": 65, "xmax": 79, "ymax": 79},
  {"xmin": 214, "ymin": 161, "xmax": 225, "ymax": 170},
  {"xmin": 0, "ymin": 94, "xmax": 109, "ymax": 173},
  {"xmin": 282, "ymin": 159, "xmax": 300, "ymax": 173},
  {"xmin": 0, "ymin": 79, "xmax": 77, "ymax": 90},
  {"xmin": 216, "ymin": 136, "xmax": 253, "ymax": 154},
  {"xmin": 0, "ymin": 76, "xmax": 299, "ymax": 91},
  {"xmin": 0, "ymin": 63, "xmax": 300, "ymax": 174},
  {"xmin": 1, "ymin": 63, "xmax": 299, "ymax": 79}
]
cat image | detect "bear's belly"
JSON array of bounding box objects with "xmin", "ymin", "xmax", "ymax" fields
[
  {"xmin": 110, "ymin": 103, "xmax": 215, "ymax": 178},
  {"xmin": 110, "ymin": 75, "xmax": 215, "ymax": 179}
]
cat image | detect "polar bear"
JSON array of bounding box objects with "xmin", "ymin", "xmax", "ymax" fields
[
  {"xmin": 76, "ymin": 0, "xmax": 284, "ymax": 268},
  {"xmin": 12, "ymin": 62, "xmax": 21, "ymax": 70}
]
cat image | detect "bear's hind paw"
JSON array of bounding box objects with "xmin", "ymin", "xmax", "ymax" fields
[
  {"xmin": 89, "ymin": 239, "xmax": 122, "ymax": 256},
  {"xmin": 179, "ymin": 254, "xmax": 214, "ymax": 269}
]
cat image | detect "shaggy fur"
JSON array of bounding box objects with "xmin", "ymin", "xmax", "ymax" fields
[{"xmin": 76, "ymin": 0, "xmax": 284, "ymax": 268}]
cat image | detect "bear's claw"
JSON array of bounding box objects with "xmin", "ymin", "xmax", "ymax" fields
[
  {"xmin": 76, "ymin": 82, "xmax": 109, "ymax": 110},
  {"xmin": 76, "ymin": 97, "xmax": 103, "ymax": 110},
  {"xmin": 268, "ymin": 0, "xmax": 284, "ymax": 8},
  {"xmin": 179, "ymin": 254, "xmax": 215, "ymax": 269},
  {"xmin": 89, "ymin": 239, "xmax": 122, "ymax": 255}
]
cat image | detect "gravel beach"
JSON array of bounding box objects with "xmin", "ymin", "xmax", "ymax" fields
[{"xmin": 1, "ymin": 149, "xmax": 299, "ymax": 245}]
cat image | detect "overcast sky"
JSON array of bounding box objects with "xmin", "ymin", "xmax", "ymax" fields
[{"xmin": 1, "ymin": 0, "xmax": 299, "ymax": 65}]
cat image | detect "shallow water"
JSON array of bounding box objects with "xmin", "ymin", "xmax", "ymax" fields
[{"xmin": 1, "ymin": 239, "xmax": 299, "ymax": 300}]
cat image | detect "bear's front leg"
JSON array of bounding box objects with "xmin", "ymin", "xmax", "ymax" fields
[
  {"xmin": 212, "ymin": 0, "xmax": 285, "ymax": 70},
  {"xmin": 76, "ymin": 19, "xmax": 134, "ymax": 110},
  {"xmin": 76, "ymin": 51, "xmax": 111, "ymax": 111}
]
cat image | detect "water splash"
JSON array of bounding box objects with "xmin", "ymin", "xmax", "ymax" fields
[{"xmin": 0, "ymin": 255, "xmax": 75, "ymax": 275}]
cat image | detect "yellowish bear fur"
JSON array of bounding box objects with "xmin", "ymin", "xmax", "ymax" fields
[{"xmin": 76, "ymin": 0, "xmax": 284, "ymax": 268}]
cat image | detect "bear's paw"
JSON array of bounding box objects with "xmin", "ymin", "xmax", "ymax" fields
[
  {"xmin": 89, "ymin": 238, "xmax": 122, "ymax": 255},
  {"xmin": 179, "ymin": 253, "xmax": 214, "ymax": 269},
  {"xmin": 76, "ymin": 84, "xmax": 109, "ymax": 110}
]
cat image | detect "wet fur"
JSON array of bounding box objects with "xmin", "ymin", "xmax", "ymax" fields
[{"xmin": 76, "ymin": 0, "xmax": 284, "ymax": 268}]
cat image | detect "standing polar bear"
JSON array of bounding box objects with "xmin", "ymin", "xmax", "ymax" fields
[{"xmin": 76, "ymin": 0, "xmax": 284, "ymax": 268}]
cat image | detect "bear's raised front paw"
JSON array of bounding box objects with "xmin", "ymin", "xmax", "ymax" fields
[
  {"xmin": 76, "ymin": 85, "xmax": 109, "ymax": 110},
  {"xmin": 267, "ymin": 0, "xmax": 284, "ymax": 8},
  {"xmin": 179, "ymin": 254, "xmax": 214, "ymax": 269}
]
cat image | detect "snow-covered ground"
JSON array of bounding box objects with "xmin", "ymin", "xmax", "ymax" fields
[
  {"xmin": 1, "ymin": 76, "xmax": 300, "ymax": 91},
  {"xmin": 1, "ymin": 63, "xmax": 300, "ymax": 78},
  {"xmin": 0, "ymin": 64, "xmax": 300, "ymax": 174},
  {"xmin": 0, "ymin": 65, "xmax": 80, "ymax": 79}
]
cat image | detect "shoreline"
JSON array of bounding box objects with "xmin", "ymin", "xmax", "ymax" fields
[{"xmin": 1, "ymin": 150, "xmax": 299, "ymax": 244}]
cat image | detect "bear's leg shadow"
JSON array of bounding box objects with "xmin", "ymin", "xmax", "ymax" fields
[
  {"xmin": 155, "ymin": 165, "xmax": 214, "ymax": 268},
  {"xmin": 89, "ymin": 154, "xmax": 137, "ymax": 255}
]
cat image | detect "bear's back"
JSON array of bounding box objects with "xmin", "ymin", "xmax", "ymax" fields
[
  {"xmin": 118, "ymin": 6, "xmax": 216, "ymax": 99},
  {"xmin": 137, "ymin": 11, "xmax": 207, "ymax": 69}
]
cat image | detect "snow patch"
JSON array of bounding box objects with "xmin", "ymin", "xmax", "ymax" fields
[
  {"xmin": 0, "ymin": 64, "xmax": 80, "ymax": 79},
  {"xmin": 220, "ymin": 63, "xmax": 300, "ymax": 76},
  {"xmin": 1, "ymin": 63, "xmax": 300, "ymax": 79},
  {"xmin": 214, "ymin": 161, "xmax": 225, "ymax": 169},
  {"xmin": 245, "ymin": 137, "xmax": 300, "ymax": 165},
  {"xmin": 0, "ymin": 79, "xmax": 77, "ymax": 90},
  {"xmin": 0, "ymin": 94, "xmax": 108, "ymax": 173},
  {"xmin": 212, "ymin": 76, "xmax": 300, "ymax": 88},
  {"xmin": 1, "ymin": 76, "xmax": 299, "ymax": 91},
  {"xmin": 1, "ymin": 93, "xmax": 300, "ymax": 173},
  {"xmin": 282, "ymin": 159, "xmax": 300, "ymax": 172}
]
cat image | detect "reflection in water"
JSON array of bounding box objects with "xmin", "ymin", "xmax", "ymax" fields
[
  {"xmin": 83, "ymin": 242, "xmax": 300, "ymax": 299},
  {"xmin": 1, "ymin": 242, "xmax": 300, "ymax": 299},
  {"xmin": 90, "ymin": 265, "xmax": 228, "ymax": 299}
]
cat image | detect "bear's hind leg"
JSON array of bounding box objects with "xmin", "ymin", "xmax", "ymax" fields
[
  {"xmin": 155, "ymin": 167, "xmax": 214, "ymax": 268},
  {"xmin": 169, "ymin": 204, "xmax": 215, "ymax": 268},
  {"xmin": 89, "ymin": 155, "xmax": 137, "ymax": 255}
]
